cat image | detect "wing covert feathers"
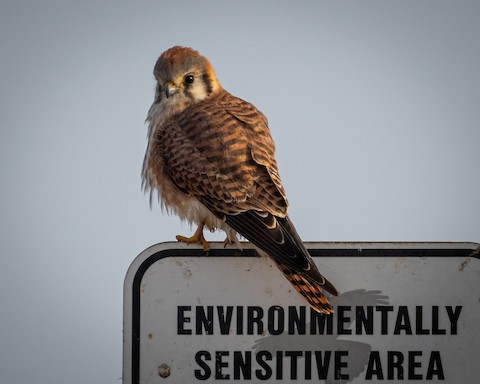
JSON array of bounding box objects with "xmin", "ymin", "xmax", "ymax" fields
[{"xmin": 161, "ymin": 90, "xmax": 288, "ymax": 216}]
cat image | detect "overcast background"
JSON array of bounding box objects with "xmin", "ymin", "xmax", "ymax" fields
[{"xmin": 1, "ymin": 1, "xmax": 479, "ymax": 383}]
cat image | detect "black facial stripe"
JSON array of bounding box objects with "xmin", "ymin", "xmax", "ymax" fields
[
  {"xmin": 202, "ymin": 72, "xmax": 213, "ymax": 95},
  {"xmin": 155, "ymin": 83, "xmax": 162, "ymax": 103}
]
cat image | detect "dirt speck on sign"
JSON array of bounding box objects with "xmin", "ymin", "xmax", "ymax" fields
[{"xmin": 459, "ymin": 256, "xmax": 471, "ymax": 272}]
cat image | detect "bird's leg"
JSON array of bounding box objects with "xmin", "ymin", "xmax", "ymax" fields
[{"xmin": 176, "ymin": 223, "xmax": 210, "ymax": 251}]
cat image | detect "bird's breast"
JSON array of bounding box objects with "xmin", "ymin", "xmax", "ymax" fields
[{"xmin": 143, "ymin": 118, "xmax": 220, "ymax": 230}]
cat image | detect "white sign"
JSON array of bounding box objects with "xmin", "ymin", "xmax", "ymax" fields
[{"xmin": 123, "ymin": 242, "xmax": 479, "ymax": 383}]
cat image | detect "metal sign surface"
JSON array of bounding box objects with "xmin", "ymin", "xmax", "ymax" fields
[{"xmin": 123, "ymin": 242, "xmax": 479, "ymax": 383}]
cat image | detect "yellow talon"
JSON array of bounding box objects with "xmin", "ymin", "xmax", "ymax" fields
[{"xmin": 176, "ymin": 223, "xmax": 210, "ymax": 251}]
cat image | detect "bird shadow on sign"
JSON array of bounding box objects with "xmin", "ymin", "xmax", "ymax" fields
[{"xmin": 252, "ymin": 289, "xmax": 389, "ymax": 384}]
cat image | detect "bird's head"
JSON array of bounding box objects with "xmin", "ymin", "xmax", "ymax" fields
[{"xmin": 151, "ymin": 46, "xmax": 222, "ymax": 109}]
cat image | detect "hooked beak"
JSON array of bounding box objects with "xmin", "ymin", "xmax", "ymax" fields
[{"xmin": 165, "ymin": 82, "xmax": 178, "ymax": 98}]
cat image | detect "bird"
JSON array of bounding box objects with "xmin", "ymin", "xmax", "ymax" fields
[{"xmin": 142, "ymin": 46, "xmax": 338, "ymax": 314}]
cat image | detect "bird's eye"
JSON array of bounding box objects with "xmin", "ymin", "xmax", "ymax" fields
[{"xmin": 184, "ymin": 75, "xmax": 194, "ymax": 84}]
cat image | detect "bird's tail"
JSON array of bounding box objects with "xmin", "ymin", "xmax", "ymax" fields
[{"xmin": 276, "ymin": 261, "xmax": 334, "ymax": 315}]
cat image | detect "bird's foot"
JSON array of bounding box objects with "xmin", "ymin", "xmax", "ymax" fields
[
  {"xmin": 223, "ymin": 236, "xmax": 236, "ymax": 248},
  {"xmin": 223, "ymin": 229, "xmax": 242, "ymax": 250},
  {"xmin": 176, "ymin": 224, "xmax": 210, "ymax": 251}
]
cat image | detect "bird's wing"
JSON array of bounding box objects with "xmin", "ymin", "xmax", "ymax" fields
[
  {"xmin": 161, "ymin": 90, "xmax": 287, "ymax": 215},
  {"xmin": 161, "ymin": 90, "xmax": 337, "ymax": 299}
]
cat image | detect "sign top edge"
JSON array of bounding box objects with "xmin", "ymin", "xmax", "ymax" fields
[{"xmin": 125, "ymin": 241, "xmax": 479, "ymax": 279}]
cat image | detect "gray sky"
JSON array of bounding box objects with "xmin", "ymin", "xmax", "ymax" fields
[{"xmin": 1, "ymin": 1, "xmax": 479, "ymax": 383}]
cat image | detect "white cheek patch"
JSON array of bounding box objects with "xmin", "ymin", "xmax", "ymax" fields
[{"xmin": 187, "ymin": 83, "xmax": 209, "ymax": 102}]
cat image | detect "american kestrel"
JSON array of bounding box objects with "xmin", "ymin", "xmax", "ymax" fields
[{"xmin": 142, "ymin": 46, "xmax": 338, "ymax": 314}]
